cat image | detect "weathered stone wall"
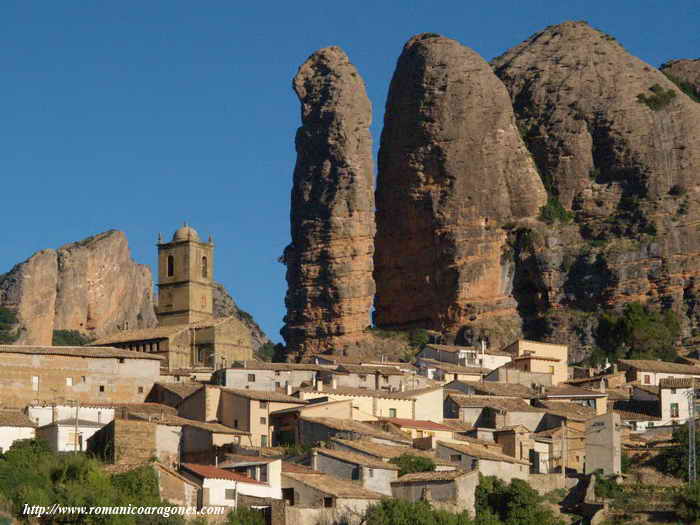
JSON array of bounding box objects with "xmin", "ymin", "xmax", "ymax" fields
[{"xmin": 282, "ymin": 46, "xmax": 375, "ymax": 358}]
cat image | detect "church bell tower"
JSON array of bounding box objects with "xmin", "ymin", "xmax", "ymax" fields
[{"xmin": 156, "ymin": 223, "xmax": 214, "ymax": 326}]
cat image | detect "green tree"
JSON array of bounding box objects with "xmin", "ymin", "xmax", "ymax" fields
[
  {"xmin": 0, "ymin": 308, "xmax": 18, "ymax": 344},
  {"xmin": 364, "ymin": 499, "xmax": 473, "ymax": 525},
  {"xmin": 409, "ymin": 329, "xmax": 430, "ymax": 348},
  {"xmin": 389, "ymin": 454, "xmax": 436, "ymax": 476},
  {"xmin": 52, "ymin": 330, "xmax": 92, "ymax": 346},
  {"xmin": 225, "ymin": 507, "xmax": 266, "ymax": 525},
  {"xmin": 657, "ymin": 424, "xmax": 699, "ymax": 480},
  {"xmin": 676, "ymin": 481, "xmax": 700, "ymax": 523},
  {"xmin": 476, "ymin": 476, "xmax": 564, "ymax": 525}
]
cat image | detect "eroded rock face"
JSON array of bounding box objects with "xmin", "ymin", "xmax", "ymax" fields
[
  {"xmin": 213, "ymin": 282, "xmax": 270, "ymax": 351},
  {"xmin": 492, "ymin": 22, "xmax": 700, "ymax": 361},
  {"xmin": 661, "ymin": 59, "xmax": 700, "ymax": 100},
  {"xmin": 374, "ymin": 33, "xmax": 547, "ymax": 348},
  {"xmin": 0, "ymin": 230, "xmax": 156, "ymax": 344},
  {"xmin": 282, "ymin": 46, "xmax": 375, "ymax": 357}
]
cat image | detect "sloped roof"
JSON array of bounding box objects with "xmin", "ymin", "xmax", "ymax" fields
[
  {"xmin": 417, "ymin": 358, "xmax": 489, "ymax": 375},
  {"xmin": 181, "ymin": 463, "xmax": 265, "ymax": 484},
  {"xmin": 446, "ymin": 394, "xmax": 544, "ymax": 413},
  {"xmin": 392, "ymin": 470, "xmax": 475, "ymax": 483},
  {"xmin": 544, "ymin": 385, "xmax": 607, "ymax": 398},
  {"xmin": 281, "ymin": 462, "xmax": 319, "ymax": 474},
  {"xmin": 231, "ymin": 361, "xmax": 324, "ymax": 372},
  {"xmin": 0, "ymin": 410, "xmax": 36, "ymax": 427},
  {"xmin": 154, "ymin": 383, "xmax": 203, "ymax": 400},
  {"xmin": 222, "ymin": 388, "xmax": 307, "ymax": 404},
  {"xmin": 424, "ymin": 344, "xmax": 475, "ymax": 354},
  {"xmin": 536, "ymin": 401, "xmax": 596, "ymax": 421},
  {"xmin": 448, "ymin": 381, "xmax": 535, "ymax": 398},
  {"xmin": 0, "ymin": 345, "xmax": 163, "ymax": 360},
  {"xmin": 330, "ymin": 438, "xmax": 458, "ymax": 467},
  {"xmin": 135, "ymin": 414, "xmax": 249, "ymax": 435},
  {"xmin": 336, "ymin": 364, "xmax": 404, "ymax": 376},
  {"xmin": 379, "ymin": 418, "xmax": 455, "ymax": 432},
  {"xmin": 92, "ymin": 318, "xmax": 232, "ymax": 346},
  {"xmin": 297, "ymin": 385, "xmax": 442, "ymax": 401},
  {"xmin": 619, "ymin": 359, "xmax": 700, "ymax": 375},
  {"xmin": 315, "ymin": 448, "xmax": 399, "ymax": 470},
  {"xmin": 631, "ymin": 383, "xmax": 661, "ymax": 396},
  {"xmin": 609, "ymin": 400, "xmax": 661, "ymax": 421},
  {"xmin": 282, "ymin": 471, "xmax": 383, "ymax": 499},
  {"xmin": 659, "ymin": 377, "xmax": 698, "ymax": 389},
  {"xmin": 437, "ymin": 441, "xmax": 530, "ymax": 465},
  {"xmin": 300, "ymin": 417, "xmax": 411, "ymax": 444}
]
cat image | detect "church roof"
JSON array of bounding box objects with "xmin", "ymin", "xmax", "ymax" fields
[
  {"xmin": 91, "ymin": 318, "xmax": 232, "ymax": 346},
  {"xmin": 173, "ymin": 224, "xmax": 200, "ymax": 242}
]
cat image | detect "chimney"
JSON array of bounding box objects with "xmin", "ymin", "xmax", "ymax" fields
[
  {"xmin": 311, "ymin": 450, "xmax": 318, "ymax": 470},
  {"xmin": 599, "ymin": 379, "xmax": 607, "ymax": 393}
]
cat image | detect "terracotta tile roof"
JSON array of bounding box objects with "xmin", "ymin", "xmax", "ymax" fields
[
  {"xmin": 631, "ymin": 383, "xmax": 661, "ymax": 396},
  {"xmin": 336, "ymin": 364, "xmax": 404, "ymax": 376},
  {"xmin": 609, "ymin": 400, "xmax": 660, "ymax": 421},
  {"xmin": 0, "ymin": 345, "xmax": 163, "ymax": 361},
  {"xmin": 281, "ymin": 461, "xmax": 318, "ymax": 474},
  {"xmin": 282, "ymin": 471, "xmax": 383, "ymax": 499},
  {"xmin": 659, "ymin": 377, "xmax": 698, "ymax": 389},
  {"xmin": 92, "ymin": 318, "xmax": 231, "ymax": 345},
  {"xmin": 441, "ymin": 419, "xmax": 474, "ymax": 432},
  {"xmin": 47, "ymin": 418, "xmax": 105, "ymax": 428},
  {"xmin": 447, "ymin": 381, "xmax": 535, "ymax": 398},
  {"xmin": 297, "ymin": 385, "xmax": 442, "ymax": 401},
  {"xmin": 543, "ymin": 385, "xmax": 607, "ymax": 398},
  {"xmin": 437, "ymin": 441, "xmax": 530, "ymax": 465},
  {"xmin": 536, "ymin": 401, "xmax": 596, "ymax": 421},
  {"xmin": 330, "ymin": 438, "xmax": 458, "ymax": 467},
  {"xmin": 181, "ymin": 463, "xmax": 265, "ymax": 484},
  {"xmin": 231, "ymin": 361, "xmax": 324, "ymax": 372},
  {"xmin": 154, "ymin": 383, "xmax": 203, "ymax": 400},
  {"xmin": 417, "ymin": 359, "xmax": 489, "ymax": 375},
  {"xmin": 0, "ymin": 410, "xmax": 36, "ymax": 427},
  {"xmin": 315, "ymin": 447, "xmax": 400, "ymax": 470},
  {"xmin": 446, "ymin": 394, "xmax": 544, "ymax": 413},
  {"xmin": 619, "ymin": 359, "xmax": 700, "ymax": 375},
  {"xmin": 424, "ymin": 344, "xmax": 476, "ymax": 354},
  {"xmin": 533, "ymin": 426, "xmax": 584, "ymax": 439},
  {"xmin": 218, "ymin": 454, "xmax": 278, "ymax": 467},
  {"xmin": 378, "ymin": 418, "xmax": 455, "ymax": 432},
  {"xmin": 300, "ymin": 417, "xmax": 411, "ymax": 444},
  {"xmin": 392, "ymin": 470, "xmax": 475, "ymax": 483},
  {"xmin": 222, "ymin": 388, "xmax": 307, "ymax": 404},
  {"xmin": 137, "ymin": 414, "xmax": 249, "ymax": 435},
  {"xmin": 512, "ymin": 355, "xmax": 560, "ymax": 362}
]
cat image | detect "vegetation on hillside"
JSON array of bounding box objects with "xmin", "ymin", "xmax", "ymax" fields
[
  {"xmin": 388, "ymin": 454, "xmax": 436, "ymax": 477},
  {"xmin": 0, "ymin": 308, "xmax": 18, "ymax": 344},
  {"xmin": 539, "ymin": 197, "xmax": 574, "ymax": 224},
  {"xmin": 663, "ymin": 72, "xmax": 700, "ymax": 103},
  {"xmin": 657, "ymin": 424, "xmax": 700, "ymax": 480},
  {"xmin": 637, "ymin": 83, "xmax": 677, "ymax": 110},
  {"xmin": 52, "ymin": 330, "xmax": 92, "ymax": 346},
  {"xmin": 475, "ymin": 475, "xmax": 565, "ymax": 525}
]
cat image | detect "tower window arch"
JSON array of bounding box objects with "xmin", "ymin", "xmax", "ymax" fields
[
  {"xmin": 202, "ymin": 256, "xmax": 208, "ymax": 278},
  {"xmin": 167, "ymin": 255, "xmax": 174, "ymax": 277}
]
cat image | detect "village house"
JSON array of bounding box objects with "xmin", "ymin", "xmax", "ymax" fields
[
  {"xmin": 312, "ymin": 447, "xmax": 399, "ymax": 496},
  {"xmin": 502, "ymin": 340, "xmax": 568, "ymax": 385},
  {"xmin": 416, "ymin": 343, "xmax": 512, "ymax": 371},
  {"xmin": 317, "ymin": 364, "xmax": 405, "ymax": 391},
  {"xmin": 485, "ymin": 363, "xmax": 553, "ymax": 387},
  {"xmin": 391, "ymin": 470, "xmax": 479, "ymax": 515},
  {"xmin": 297, "ymin": 417, "xmax": 411, "ymax": 447},
  {"xmin": 531, "ymin": 425, "xmax": 585, "ymax": 473},
  {"xmin": 92, "ymin": 225, "xmax": 254, "ymax": 372},
  {"xmin": 330, "ymin": 438, "xmax": 458, "ymax": 471},
  {"xmin": 0, "ymin": 345, "xmax": 162, "ymax": 408},
  {"xmin": 444, "ymin": 380, "xmax": 535, "ymax": 398},
  {"xmin": 152, "ymin": 462, "xmax": 200, "ymax": 508},
  {"xmin": 296, "ymin": 385, "xmax": 444, "ymax": 422},
  {"xmin": 415, "ymin": 358, "xmax": 489, "ymax": 383},
  {"xmin": 373, "ymin": 418, "xmax": 459, "ymax": 444},
  {"xmin": 607, "ymin": 398, "xmax": 660, "ymax": 433},
  {"xmin": 626, "ymin": 377, "xmax": 694, "ymax": 428},
  {"xmin": 492, "ymin": 426, "xmax": 533, "ymax": 464},
  {"xmin": 436, "ymin": 441, "xmax": 530, "ymax": 482},
  {"xmin": 180, "ymin": 463, "xmax": 277, "ymax": 508},
  {"xmin": 146, "ymin": 383, "xmax": 203, "ymax": 410},
  {"xmin": 444, "ymin": 394, "xmax": 546, "ymax": 431},
  {"xmin": 211, "ymin": 361, "xmax": 323, "ymax": 391},
  {"xmin": 618, "ymin": 359, "xmax": 700, "ymax": 386},
  {"xmin": 269, "ymin": 399, "xmax": 354, "ymax": 446},
  {"xmin": 217, "ymin": 456, "xmax": 283, "ymax": 499},
  {"xmin": 538, "ymin": 384, "xmax": 609, "ymax": 415},
  {"xmin": 0, "ymin": 410, "xmax": 36, "ymax": 453},
  {"xmin": 36, "ymin": 418, "xmax": 104, "ymax": 452},
  {"xmin": 26, "ymin": 402, "xmax": 116, "ymax": 427}
]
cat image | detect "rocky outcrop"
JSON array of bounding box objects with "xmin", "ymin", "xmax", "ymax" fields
[
  {"xmin": 373, "ymin": 33, "xmax": 547, "ymax": 348},
  {"xmin": 282, "ymin": 46, "xmax": 375, "ymax": 357},
  {"xmin": 213, "ymin": 282, "xmax": 270, "ymax": 351},
  {"xmin": 0, "ymin": 230, "xmax": 157, "ymax": 344},
  {"xmin": 661, "ymin": 58, "xmax": 700, "ymax": 99},
  {"xmin": 492, "ymin": 22, "xmax": 700, "ymax": 361}
]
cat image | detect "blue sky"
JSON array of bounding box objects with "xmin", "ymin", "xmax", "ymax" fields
[{"xmin": 1, "ymin": 1, "xmax": 698, "ymax": 342}]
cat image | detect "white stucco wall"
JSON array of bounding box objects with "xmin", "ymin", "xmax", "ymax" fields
[
  {"xmin": 27, "ymin": 405, "xmax": 115, "ymax": 427},
  {"xmin": 0, "ymin": 426, "xmax": 35, "ymax": 453}
]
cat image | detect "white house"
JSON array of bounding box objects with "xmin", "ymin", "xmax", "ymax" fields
[
  {"xmin": 217, "ymin": 455, "xmax": 283, "ymax": 499},
  {"xmin": 36, "ymin": 418, "xmax": 105, "ymax": 452},
  {"xmin": 0, "ymin": 410, "xmax": 36, "ymax": 453},
  {"xmin": 26, "ymin": 403, "xmax": 115, "ymax": 427},
  {"xmin": 180, "ymin": 463, "xmax": 279, "ymax": 508},
  {"xmin": 619, "ymin": 359, "xmax": 700, "ymax": 386}
]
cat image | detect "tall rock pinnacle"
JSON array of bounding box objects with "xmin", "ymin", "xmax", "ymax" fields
[
  {"xmin": 282, "ymin": 46, "xmax": 375, "ymax": 357},
  {"xmin": 374, "ymin": 33, "xmax": 546, "ymax": 346}
]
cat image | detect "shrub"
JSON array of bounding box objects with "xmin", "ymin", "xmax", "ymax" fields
[
  {"xmin": 637, "ymin": 84, "xmax": 677, "ymax": 110},
  {"xmin": 0, "ymin": 307, "xmax": 18, "ymax": 344},
  {"xmin": 669, "ymin": 184, "xmax": 687, "ymax": 197},
  {"xmin": 664, "ymin": 72, "xmax": 700, "ymax": 103},
  {"xmin": 657, "ymin": 424, "xmax": 700, "ymax": 480},
  {"xmin": 363, "ymin": 499, "xmax": 473, "ymax": 525},
  {"xmin": 476, "ymin": 475, "xmax": 565, "ymax": 525},
  {"xmin": 388, "ymin": 454, "xmax": 436, "ymax": 476},
  {"xmin": 539, "ymin": 197, "xmax": 574, "ymax": 224},
  {"xmin": 594, "ymin": 471, "xmax": 623, "ymax": 500},
  {"xmin": 226, "ymin": 507, "xmax": 266, "ymax": 525},
  {"xmin": 52, "ymin": 330, "xmax": 91, "ymax": 346},
  {"xmin": 676, "ymin": 481, "xmax": 700, "ymax": 523},
  {"xmin": 409, "ymin": 329, "xmax": 429, "ymax": 348}
]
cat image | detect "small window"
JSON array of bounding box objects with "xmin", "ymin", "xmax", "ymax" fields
[
  {"xmin": 138, "ymin": 386, "xmax": 144, "ymax": 394},
  {"xmin": 323, "ymin": 497, "xmax": 333, "ymax": 508},
  {"xmin": 66, "ymin": 377, "xmax": 73, "ymax": 387},
  {"xmin": 450, "ymin": 454, "xmax": 461, "ymax": 462},
  {"xmin": 248, "ymin": 374, "xmax": 256, "ymax": 382},
  {"xmin": 260, "ymin": 466, "xmax": 268, "ymax": 483},
  {"xmin": 118, "ymin": 358, "xmax": 125, "ymax": 364},
  {"xmin": 225, "ymin": 488, "xmax": 236, "ymax": 500},
  {"xmin": 548, "ymin": 365, "xmax": 555, "ymax": 374},
  {"xmin": 671, "ymin": 403, "xmax": 680, "ymax": 418},
  {"xmin": 644, "ymin": 374, "xmax": 651, "ymax": 385},
  {"xmin": 81, "ymin": 376, "xmax": 86, "ymax": 383},
  {"xmin": 260, "ymin": 417, "xmax": 267, "ymax": 425},
  {"xmin": 275, "ymin": 370, "xmax": 281, "ymax": 376},
  {"xmin": 234, "ymin": 419, "xmax": 239, "ymax": 428},
  {"xmin": 389, "ymin": 408, "xmax": 397, "ymax": 418},
  {"xmin": 275, "ymin": 382, "xmax": 281, "ymax": 388},
  {"xmin": 99, "ymin": 385, "xmax": 105, "ymax": 393},
  {"xmin": 201, "ymin": 256, "xmax": 208, "ymax": 279},
  {"xmin": 261, "ymin": 435, "xmax": 268, "ymax": 447},
  {"xmin": 259, "ymin": 401, "xmax": 268, "ymax": 409},
  {"xmin": 672, "ymin": 388, "xmax": 677, "ymax": 394},
  {"xmin": 167, "ymin": 255, "xmax": 174, "ymax": 277},
  {"xmin": 368, "ymin": 468, "xmax": 373, "ymax": 478},
  {"xmin": 359, "ymin": 374, "xmax": 367, "ymax": 381}
]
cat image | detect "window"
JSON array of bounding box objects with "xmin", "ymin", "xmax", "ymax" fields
[
  {"xmin": 383, "ymin": 375, "xmax": 389, "ymax": 383},
  {"xmin": 261, "ymin": 435, "xmax": 268, "ymax": 447},
  {"xmin": 118, "ymin": 358, "xmax": 124, "ymax": 364},
  {"xmin": 66, "ymin": 377, "xmax": 73, "ymax": 387},
  {"xmin": 201, "ymin": 256, "xmax": 208, "ymax": 278},
  {"xmin": 260, "ymin": 466, "xmax": 268, "ymax": 483},
  {"xmin": 359, "ymin": 375, "xmax": 367, "ymax": 381},
  {"xmin": 450, "ymin": 454, "xmax": 461, "ymax": 462},
  {"xmin": 31, "ymin": 376, "xmax": 39, "ymax": 392},
  {"xmin": 248, "ymin": 374, "xmax": 256, "ymax": 382},
  {"xmin": 99, "ymin": 385, "xmax": 105, "ymax": 393},
  {"xmin": 368, "ymin": 468, "xmax": 373, "ymax": 478},
  {"xmin": 282, "ymin": 488, "xmax": 295, "ymax": 505},
  {"xmin": 259, "ymin": 401, "xmax": 268, "ymax": 409},
  {"xmin": 225, "ymin": 489, "xmax": 236, "ymax": 500},
  {"xmin": 671, "ymin": 403, "xmax": 680, "ymax": 418},
  {"xmin": 275, "ymin": 382, "xmax": 281, "ymax": 389},
  {"xmin": 138, "ymin": 386, "xmax": 144, "ymax": 394},
  {"xmin": 389, "ymin": 408, "xmax": 397, "ymax": 418},
  {"xmin": 644, "ymin": 374, "xmax": 651, "ymax": 385},
  {"xmin": 81, "ymin": 376, "xmax": 86, "ymax": 383},
  {"xmin": 323, "ymin": 497, "xmax": 333, "ymax": 508},
  {"xmin": 167, "ymin": 255, "xmax": 174, "ymax": 277},
  {"xmin": 260, "ymin": 417, "xmax": 267, "ymax": 425},
  {"xmin": 275, "ymin": 370, "xmax": 281, "ymax": 377},
  {"xmin": 234, "ymin": 419, "xmax": 239, "ymax": 428},
  {"xmin": 548, "ymin": 365, "xmax": 555, "ymax": 374}
]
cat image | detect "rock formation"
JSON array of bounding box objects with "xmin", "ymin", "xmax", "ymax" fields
[
  {"xmin": 492, "ymin": 21, "xmax": 700, "ymax": 360},
  {"xmin": 661, "ymin": 59, "xmax": 700, "ymax": 99},
  {"xmin": 0, "ymin": 230, "xmax": 156, "ymax": 344},
  {"xmin": 282, "ymin": 46, "xmax": 375, "ymax": 357},
  {"xmin": 373, "ymin": 33, "xmax": 547, "ymax": 348},
  {"xmin": 213, "ymin": 282, "xmax": 270, "ymax": 351}
]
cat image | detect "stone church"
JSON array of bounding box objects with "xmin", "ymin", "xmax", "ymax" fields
[{"xmin": 93, "ymin": 224, "xmax": 253, "ymax": 371}]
